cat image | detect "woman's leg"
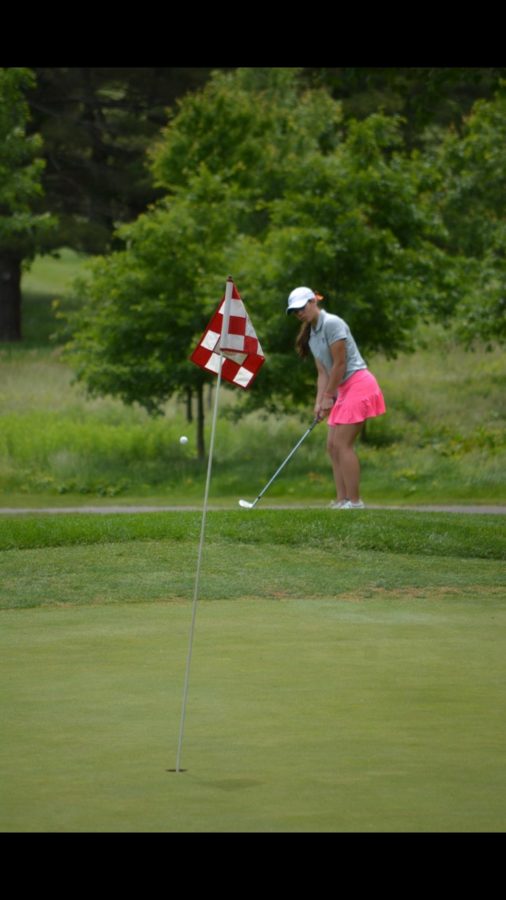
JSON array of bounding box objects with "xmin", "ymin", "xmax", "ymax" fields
[
  {"xmin": 327, "ymin": 428, "xmax": 348, "ymax": 501},
  {"xmin": 327, "ymin": 422, "xmax": 364, "ymax": 502}
]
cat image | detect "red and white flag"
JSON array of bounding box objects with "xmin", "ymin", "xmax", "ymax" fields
[{"xmin": 190, "ymin": 279, "xmax": 265, "ymax": 389}]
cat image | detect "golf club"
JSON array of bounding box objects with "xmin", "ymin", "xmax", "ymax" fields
[{"xmin": 238, "ymin": 417, "xmax": 319, "ymax": 509}]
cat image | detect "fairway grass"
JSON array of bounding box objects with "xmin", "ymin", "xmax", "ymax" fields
[{"xmin": 1, "ymin": 509, "xmax": 505, "ymax": 832}]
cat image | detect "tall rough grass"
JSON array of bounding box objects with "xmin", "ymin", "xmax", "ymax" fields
[
  {"xmin": 1, "ymin": 338, "xmax": 504, "ymax": 502},
  {"xmin": 0, "ymin": 252, "xmax": 504, "ymax": 504}
]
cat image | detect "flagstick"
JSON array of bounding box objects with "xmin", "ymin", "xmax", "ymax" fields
[{"xmin": 175, "ymin": 277, "xmax": 234, "ymax": 773}]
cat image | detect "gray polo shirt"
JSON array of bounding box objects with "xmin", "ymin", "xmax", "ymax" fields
[{"xmin": 309, "ymin": 309, "xmax": 366, "ymax": 383}]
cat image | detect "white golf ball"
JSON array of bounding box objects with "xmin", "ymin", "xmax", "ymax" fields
[{"xmin": 179, "ymin": 435, "xmax": 189, "ymax": 445}]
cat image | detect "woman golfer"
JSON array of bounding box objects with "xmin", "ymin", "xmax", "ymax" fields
[{"xmin": 287, "ymin": 286, "xmax": 386, "ymax": 509}]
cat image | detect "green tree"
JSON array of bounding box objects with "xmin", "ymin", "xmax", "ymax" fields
[
  {"xmin": 68, "ymin": 69, "xmax": 343, "ymax": 455},
  {"xmin": 432, "ymin": 88, "xmax": 506, "ymax": 344},
  {"xmin": 66, "ymin": 168, "xmax": 237, "ymax": 459},
  {"xmin": 228, "ymin": 111, "xmax": 457, "ymax": 416},
  {"xmin": 67, "ymin": 68, "xmax": 453, "ymax": 454},
  {"xmin": 304, "ymin": 68, "xmax": 506, "ymax": 146},
  {"xmin": 28, "ymin": 68, "xmax": 218, "ymax": 255},
  {"xmin": 0, "ymin": 68, "xmax": 54, "ymax": 340},
  {"xmin": 0, "ymin": 68, "xmax": 219, "ymax": 343}
]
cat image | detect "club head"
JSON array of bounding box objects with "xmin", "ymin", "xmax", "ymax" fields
[{"xmin": 238, "ymin": 499, "xmax": 255, "ymax": 509}]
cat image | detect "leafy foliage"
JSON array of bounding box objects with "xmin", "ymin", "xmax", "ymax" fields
[
  {"xmin": 27, "ymin": 67, "xmax": 217, "ymax": 254},
  {"xmin": 433, "ymin": 88, "xmax": 506, "ymax": 345},
  {"xmin": 0, "ymin": 68, "xmax": 54, "ymax": 259},
  {"xmin": 67, "ymin": 68, "xmax": 506, "ymax": 441}
]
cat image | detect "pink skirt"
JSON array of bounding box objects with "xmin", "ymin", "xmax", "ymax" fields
[{"xmin": 327, "ymin": 369, "xmax": 386, "ymax": 426}]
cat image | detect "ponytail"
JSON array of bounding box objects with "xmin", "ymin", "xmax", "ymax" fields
[
  {"xmin": 295, "ymin": 293, "xmax": 324, "ymax": 359},
  {"xmin": 295, "ymin": 322, "xmax": 311, "ymax": 359}
]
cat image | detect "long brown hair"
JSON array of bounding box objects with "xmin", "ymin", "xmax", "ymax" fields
[
  {"xmin": 295, "ymin": 293, "xmax": 324, "ymax": 359},
  {"xmin": 296, "ymin": 322, "xmax": 311, "ymax": 358}
]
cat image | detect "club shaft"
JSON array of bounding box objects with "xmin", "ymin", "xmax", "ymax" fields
[{"xmin": 251, "ymin": 419, "xmax": 318, "ymax": 507}]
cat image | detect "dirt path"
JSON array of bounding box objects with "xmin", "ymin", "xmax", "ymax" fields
[{"xmin": 0, "ymin": 504, "xmax": 505, "ymax": 515}]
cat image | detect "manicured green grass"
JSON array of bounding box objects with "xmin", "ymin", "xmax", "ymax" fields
[
  {"xmin": 2, "ymin": 595, "xmax": 505, "ymax": 832},
  {"xmin": 1, "ymin": 509, "xmax": 505, "ymax": 831},
  {"xmin": 0, "ymin": 509, "xmax": 504, "ymax": 561},
  {"xmin": 2, "ymin": 254, "xmax": 504, "ymax": 832}
]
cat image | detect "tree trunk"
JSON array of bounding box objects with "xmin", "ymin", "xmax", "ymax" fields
[
  {"xmin": 0, "ymin": 255, "xmax": 22, "ymax": 341},
  {"xmin": 186, "ymin": 387, "xmax": 193, "ymax": 423},
  {"xmin": 196, "ymin": 383, "xmax": 206, "ymax": 462}
]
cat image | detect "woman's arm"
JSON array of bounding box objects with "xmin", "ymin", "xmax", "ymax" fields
[
  {"xmin": 314, "ymin": 359, "xmax": 329, "ymax": 419},
  {"xmin": 317, "ymin": 341, "xmax": 346, "ymax": 417},
  {"xmin": 326, "ymin": 340, "xmax": 346, "ymax": 396}
]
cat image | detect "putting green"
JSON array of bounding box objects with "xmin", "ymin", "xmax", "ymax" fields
[{"xmin": 1, "ymin": 595, "xmax": 505, "ymax": 832}]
